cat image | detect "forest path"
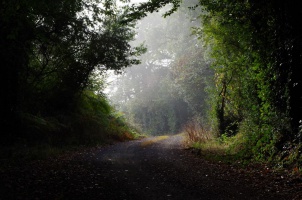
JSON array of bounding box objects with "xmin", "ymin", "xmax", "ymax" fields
[{"xmin": 1, "ymin": 134, "xmax": 299, "ymax": 200}]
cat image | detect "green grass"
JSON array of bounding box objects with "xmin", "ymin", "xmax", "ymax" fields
[{"xmin": 186, "ymin": 132, "xmax": 251, "ymax": 165}]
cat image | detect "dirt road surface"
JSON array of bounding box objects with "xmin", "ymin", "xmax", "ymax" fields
[{"xmin": 1, "ymin": 134, "xmax": 300, "ymax": 199}]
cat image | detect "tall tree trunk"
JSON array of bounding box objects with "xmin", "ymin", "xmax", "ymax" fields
[{"xmin": 217, "ymin": 79, "xmax": 227, "ymax": 136}]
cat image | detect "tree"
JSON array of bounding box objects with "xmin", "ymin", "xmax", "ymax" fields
[
  {"xmin": 192, "ymin": 0, "xmax": 302, "ymax": 160},
  {"xmin": 118, "ymin": 0, "xmax": 302, "ymax": 162},
  {"xmin": 0, "ymin": 0, "xmax": 145, "ymax": 143}
]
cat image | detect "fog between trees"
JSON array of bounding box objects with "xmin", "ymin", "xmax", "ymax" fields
[
  {"xmin": 107, "ymin": 0, "xmax": 212, "ymax": 135},
  {"xmin": 106, "ymin": 0, "xmax": 302, "ymax": 166}
]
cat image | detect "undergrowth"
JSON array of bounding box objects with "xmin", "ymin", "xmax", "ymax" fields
[
  {"xmin": 184, "ymin": 118, "xmax": 255, "ymax": 165},
  {"xmin": 1, "ymin": 90, "xmax": 142, "ymax": 161},
  {"xmin": 185, "ymin": 119, "xmax": 302, "ymax": 173}
]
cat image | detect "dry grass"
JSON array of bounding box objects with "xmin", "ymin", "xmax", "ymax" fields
[
  {"xmin": 184, "ymin": 120, "xmax": 213, "ymax": 146},
  {"xmin": 183, "ymin": 120, "xmax": 230, "ymax": 156},
  {"xmin": 140, "ymin": 136, "xmax": 169, "ymax": 147}
]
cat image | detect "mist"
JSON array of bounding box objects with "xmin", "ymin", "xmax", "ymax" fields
[{"xmin": 106, "ymin": 0, "xmax": 213, "ymax": 135}]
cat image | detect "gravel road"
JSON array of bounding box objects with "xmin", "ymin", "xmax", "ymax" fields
[{"xmin": 1, "ymin": 134, "xmax": 299, "ymax": 199}]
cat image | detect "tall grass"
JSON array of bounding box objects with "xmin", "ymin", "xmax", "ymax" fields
[
  {"xmin": 184, "ymin": 119, "xmax": 213, "ymax": 145},
  {"xmin": 184, "ymin": 118, "xmax": 243, "ymax": 163}
]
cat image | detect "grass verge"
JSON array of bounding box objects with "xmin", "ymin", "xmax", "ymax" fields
[{"xmin": 140, "ymin": 135, "xmax": 170, "ymax": 147}]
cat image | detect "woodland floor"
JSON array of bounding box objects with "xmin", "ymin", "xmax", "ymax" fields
[{"xmin": 1, "ymin": 134, "xmax": 302, "ymax": 200}]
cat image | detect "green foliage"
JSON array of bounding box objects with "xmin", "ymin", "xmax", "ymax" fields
[
  {"xmin": 16, "ymin": 89, "xmax": 137, "ymax": 147},
  {"xmin": 0, "ymin": 88, "xmax": 140, "ymax": 161},
  {"xmin": 192, "ymin": 0, "xmax": 302, "ymax": 166},
  {"xmin": 0, "ymin": 0, "xmax": 148, "ymax": 148},
  {"xmin": 2, "ymin": 0, "xmax": 302, "ymax": 168},
  {"xmin": 110, "ymin": 0, "xmax": 302, "ymax": 168}
]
